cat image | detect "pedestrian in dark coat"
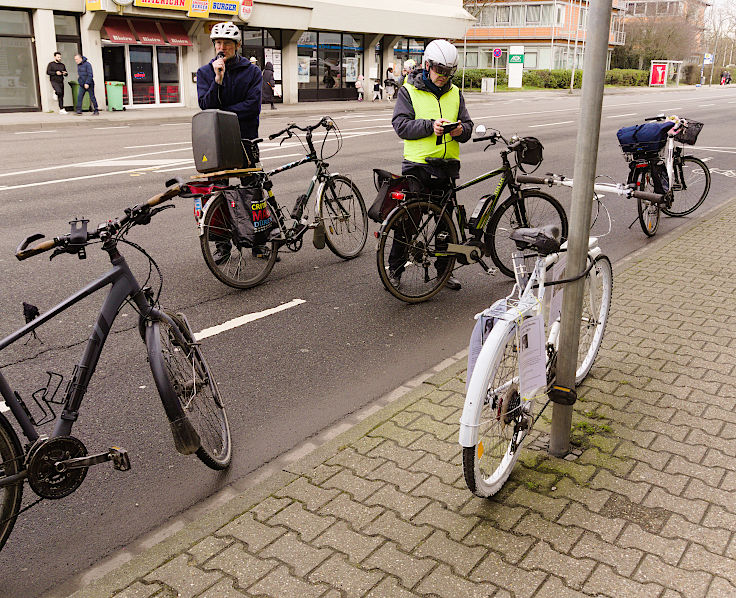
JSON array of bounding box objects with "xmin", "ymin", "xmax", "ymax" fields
[
  {"xmin": 73, "ymin": 54, "xmax": 99, "ymax": 115},
  {"xmin": 261, "ymin": 62, "xmax": 276, "ymax": 110},
  {"xmin": 46, "ymin": 51, "xmax": 68, "ymax": 113}
]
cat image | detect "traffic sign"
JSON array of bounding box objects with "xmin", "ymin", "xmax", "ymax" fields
[
  {"xmin": 509, "ymin": 54, "xmax": 524, "ymax": 64},
  {"xmin": 493, "ymin": 48, "xmax": 502, "ymax": 59},
  {"xmin": 704, "ymin": 53, "xmax": 713, "ymax": 65}
]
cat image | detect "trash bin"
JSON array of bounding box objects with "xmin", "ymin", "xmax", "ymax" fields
[
  {"xmin": 481, "ymin": 77, "xmax": 496, "ymax": 94},
  {"xmin": 68, "ymin": 80, "xmax": 91, "ymax": 111},
  {"xmin": 105, "ymin": 81, "xmax": 125, "ymax": 111}
]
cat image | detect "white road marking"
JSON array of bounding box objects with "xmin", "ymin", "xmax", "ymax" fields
[
  {"xmin": 94, "ymin": 126, "xmax": 130, "ymax": 130},
  {"xmin": 84, "ymin": 158, "xmax": 192, "ymax": 168},
  {"xmin": 699, "ymin": 103, "xmax": 715, "ymax": 107},
  {"xmin": 124, "ymin": 142, "xmax": 190, "ymax": 149},
  {"xmin": 13, "ymin": 130, "xmax": 56, "ymax": 135},
  {"xmin": 529, "ymin": 121, "xmax": 574, "ymax": 128},
  {"xmin": 606, "ymin": 113, "xmax": 637, "ymax": 118},
  {"xmin": 194, "ymin": 299, "xmax": 306, "ymax": 341},
  {"xmin": 160, "ymin": 123, "xmax": 188, "ymax": 127}
]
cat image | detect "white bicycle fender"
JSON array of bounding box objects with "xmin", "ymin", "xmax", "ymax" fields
[
  {"xmin": 459, "ymin": 319, "xmax": 516, "ymax": 447},
  {"xmin": 197, "ymin": 190, "xmax": 223, "ymax": 237}
]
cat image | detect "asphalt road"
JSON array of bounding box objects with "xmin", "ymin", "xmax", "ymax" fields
[{"xmin": 0, "ymin": 85, "xmax": 734, "ymax": 597}]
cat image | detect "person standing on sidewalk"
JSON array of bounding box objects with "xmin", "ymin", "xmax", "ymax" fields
[
  {"xmin": 46, "ymin": 52, "xmax": 68, "ymax": 114},
  {"xmin": 390, "ymin": 39, "xmax": 473, "ymax": 291},
  {"xmin": 261, "ymin": 61, "xmax": 276, "ymax": 110},
  {"xmin": 73, "ymin": 54, "xmax": 99, "ymax": 116}
]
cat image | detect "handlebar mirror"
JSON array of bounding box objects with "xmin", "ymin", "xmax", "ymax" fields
[{"xmin": 474, "ymin": 124, "xmax": 487, "ymax": 136}]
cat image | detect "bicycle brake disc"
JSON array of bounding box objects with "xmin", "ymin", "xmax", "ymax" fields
[{"xmin": 27, "ymin": 436, "xmax": 88, "ymax": 499}]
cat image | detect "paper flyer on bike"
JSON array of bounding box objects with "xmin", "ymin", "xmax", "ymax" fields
[
  {"xmin": 518, "ymin": 314, "xmax": 546, "ymax": 400},
  {"xmin": 466, "ymin": 299, "xmax": 507, "ymax": 392}
]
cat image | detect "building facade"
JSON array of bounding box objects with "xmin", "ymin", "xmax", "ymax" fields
[
  {"xmin": 0, "ymin": 0, "xmax": 473, "ymax": 113},
  {"xmin": 460, "ymin": 1, "xmax": 626, "ymax": 72},
  {"xmin": 623, "ymin": 0, "xmax": 710, "ymax": 54}
]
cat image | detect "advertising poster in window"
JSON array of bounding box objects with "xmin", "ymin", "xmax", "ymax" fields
[
  {"xmin": 265, "ymin": 48, "xmax": 282, "ymax": 80},
  {"xmin": 298, "ymin": 55, "xmax": 310, "ymax": 83},
  {"xmin": 345, "ymin": 56, "xmax": 358, "ymax": 83}
]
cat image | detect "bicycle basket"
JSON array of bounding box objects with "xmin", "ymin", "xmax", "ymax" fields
[
  {"xmin": 673, "ymin": 119, "xmax": 704, "ymax": 145},
  {"xmin": 516, "ymin": 137, "xmax": 544, "ymax": 173}
]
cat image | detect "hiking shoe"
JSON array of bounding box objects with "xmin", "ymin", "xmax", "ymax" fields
[
  {"xmin": 385, "ymin": 266, "xmax": 401, "ymax": 290},
  {"xmin": 212, "ymin": 247, "xmax": 231, "ymax": 265},
  {"xmin": 445, "ymin": 276, "xmax": 462, "ymax": 291},
  {"xmin": 93, "ymin": 111, "xmax": 100, "ymax": 116}
]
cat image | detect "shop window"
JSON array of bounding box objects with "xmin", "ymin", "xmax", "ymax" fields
[
  {"xmin": 130, "ymin": 45, "xmax": 155, "ymax": 104},
  {"xmin": 342, "ymin": 33, "xmax": 363, "ymax": 89},
  {"xmin": 0, "ymin": 9, "xmax": 31, "ymax": 36},
  {"xmin": 0, "ymin": 10, "xmax": 38, "ymax": 110},
  {"xmin": 54, "ymin": 14, "xmax": 79, "ymax": 37},
  {"xmin": 102, "ymin": 46, "xmax": 129, "ymax": 106},
  {"xmin": 297, "ymin": 31, "xmax": 317, "ymax": 89},
  {"xmin": 319, "ymin": 32, "xmax": 341, "ymax": 89},
  {"xmin": 157, "ymin": 46, "xmax": 179, "ymax": 103}
]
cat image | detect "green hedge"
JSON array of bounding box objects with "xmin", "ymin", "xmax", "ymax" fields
[{"xmin": 454, "ymin": 68, "xmax": 648, "ymax": 89}]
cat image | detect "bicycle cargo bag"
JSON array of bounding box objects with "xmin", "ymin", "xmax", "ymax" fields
[
  {"xmin": 192, "ymin": 109, "xmax": 244, "ymax": 173},
  {"xmin": 673, "ymin": 119, "xmax": 704, "ymax": 145},
  {"xmin": 223, "ymin": 183, "xmax": 276, "ymax": 248},
  {"xmin": 652, "ymin": 161, "xmax": 669, "ymax": 195},
  {"xmin": 616, "ymin": 121, "xmax": 674, "ymax": 154},
  {"xmin": 368, "ymin": 169, "xmax": 414, "ymax": 223},
  {"xmin": 516, "ymin": 137, "xmax": 544, "ymax": 173}
]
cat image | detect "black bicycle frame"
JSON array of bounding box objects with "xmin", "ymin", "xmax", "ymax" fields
[{"xmin": 0, "ymin": 249, "xmax": 172, "ymax": 448}]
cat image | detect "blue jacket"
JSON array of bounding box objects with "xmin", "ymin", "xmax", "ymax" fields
[
  {"xmin": 77, "ymin": 56, "xmax": 94, "ymax": 87},
  {"xmin": 197, "ymin": 55, "xmax": 262, "ymax": 140}
]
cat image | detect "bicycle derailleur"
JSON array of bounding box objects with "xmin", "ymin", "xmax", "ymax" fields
[{"xmin": 26, "ymin": 436, "xmax": 131, "ymax": 500}]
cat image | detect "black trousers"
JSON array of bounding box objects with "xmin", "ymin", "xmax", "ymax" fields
[{"xmin": 51, "ymin": 81, "xmax": 65, "ymax": 110}]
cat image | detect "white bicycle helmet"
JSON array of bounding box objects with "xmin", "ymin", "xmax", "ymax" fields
[
  {"xmin": 404, "ymin": 58, "xmax": 417, "ymax": 70},
  {"xmin": 422, "ymin": 39, "xmax": 458, "ymax": 75},
  {"xmin": 210, "ymin": 22, "xmax": 240, "ymax": 42}
]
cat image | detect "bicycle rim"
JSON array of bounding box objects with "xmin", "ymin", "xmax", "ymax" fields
[
  {"xmin": 463, "ymin": 324, "xmax": 534, "ymax": 498},
  {"xmin": 157, "ymin": 313, "xmax": 231, "ymax": 470},
  {"xmin": 487, "ymin": 190, "xmax": 568, "ymax": 278},
  {"xmin": 662, "ymin": 156, "xmax": 710, "ymax": 217},
  {"xmin": 200, "ymin": 194, "xmax": 278, "ymax": 289},
  {"xmin": 0, "ymin": 412, "xmax": 23, "ymax": 551},
  {"xmin": 575, "ymin": 255, "xmax": 613, "ymax": 384},
  {"xmin": 320, "ymin": 175, "xmax": 368, "ymax": 259},
  {"xmin": 377, "ymin": 200, "xmax": 457, "ymax": 303}
]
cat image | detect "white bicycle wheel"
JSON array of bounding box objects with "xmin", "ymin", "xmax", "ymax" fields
[
  {"xmin": 462, "ymin": 322, "xmax": 536, "ymax": 498},
  {"xmin": 575, "ymin": 255, "xmax": 613, "ymax": 384}
]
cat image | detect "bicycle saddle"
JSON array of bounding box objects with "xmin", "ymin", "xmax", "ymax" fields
[{"xmin": 510, "ymin": 225, "xmax": 561, "ymax": 255}]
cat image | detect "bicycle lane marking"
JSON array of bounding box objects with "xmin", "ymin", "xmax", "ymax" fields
[{"xmin": 193, "ymin": 299, "xmax": 306, "ymax": 341}]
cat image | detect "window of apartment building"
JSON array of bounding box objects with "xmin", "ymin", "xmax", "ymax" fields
[
  {"xmin": 510, "ymin": 5, "xmax": 525, "ymax": 25},
  {"xmin": 463, "ymin": 51, "xmax": 479, "ymax": 68},
  {"xmin": 578, "ymin": 7, "xmax": 588, "ymax": 28},
  {"xmin": 496, "ymin": 6, "xmax": 510, "ymax": 23},
  {"xmin": 525, "ymin": 51, "xmax": 538, "ymax": 68},
  {"xmin": 525, "ymin": 5, "xmax": 541, "ymax": 24}
]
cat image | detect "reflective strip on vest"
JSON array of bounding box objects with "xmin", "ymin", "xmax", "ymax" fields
[{"xmin": 404, "ymin": 82, "xmax": 461, "ymax": 164}]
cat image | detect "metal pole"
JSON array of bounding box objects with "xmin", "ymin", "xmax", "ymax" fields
[
  {"xmin": 551, "ymin": 0, "xmax": 556, "ymax": 70},
  {"xmin": 549, "ymin": 0, "xmax": 613, "ymax": 457},
  {"xmin": 709, "ymin": 34, "xmax": 719, "ymax": 85},
  {"xmin": 462, "ymin": 30, "xmax": 467, "ymax": 92},
  {"xmin": 570, "ymin": 0, "xmax": 583, "ymax": 93}
]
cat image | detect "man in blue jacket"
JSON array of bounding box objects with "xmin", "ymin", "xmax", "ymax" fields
[
  {"xmin": 73, "ymin": 54, "xmax": 99, "ymax": 116},
  {"xmin": 197, "ymin": 21, "xmax": 262, "ymax": 141}
]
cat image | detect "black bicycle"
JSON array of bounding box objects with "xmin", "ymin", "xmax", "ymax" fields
[
  {"xmin": 376, "ymin": 126, "xmax": 569, "ymax": 302},
  {"xmin": 0, "ymin": 183, "xmax": 231, "ymax": 551},
  {"xmin": 192, "ymin": 117, "xmax": 368, "ymax": 289}
]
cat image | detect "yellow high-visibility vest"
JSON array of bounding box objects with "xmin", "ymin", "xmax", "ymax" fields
[{"xmin": 403, "ymin": 81, "xmax": 461, "ymax": 164}]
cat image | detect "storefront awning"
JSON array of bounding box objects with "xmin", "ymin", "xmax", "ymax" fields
[
  {"xmin": 130, "ymin": 19, "xmax": 165, "ymax": 45},
  {"xmin": 160, "ymin": 21, "xmax": 192, "ymax": 47},
  {"xmin": 103, "ymin": 18, "xmax": 136, "ymax": 44}
]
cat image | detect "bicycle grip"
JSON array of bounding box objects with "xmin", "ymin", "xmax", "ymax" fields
[
  {"xmin": 146, "ymin": 185, "xmax": 181, "ymax": 207},
  {"xmin": 632, "ymin": 190, "xmax": 665, "ymax": 204},
  {"xmin": 516, "ymin": 174, "xmax": 550, "ymax": 185},
  {"xmin": 16, "ymin": 236, "xmax": 58, "ymax": 261}
]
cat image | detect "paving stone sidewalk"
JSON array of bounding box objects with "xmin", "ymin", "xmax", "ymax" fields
[{"xmin": 69, "ymin": 199, "xmax": 736, "ymax": 598}]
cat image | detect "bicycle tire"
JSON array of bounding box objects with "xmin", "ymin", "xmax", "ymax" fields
[
  {"xmin": 636, "ymin": 169, "xmax": 660, "ymax": 237},
  {"xmin": 575, "ymin": 255, "xmax": 613, "ymax": 384},
  {"xmin": 486, "ymin": 190, "xmax": 568, "ymax": 278},
  {"xmin": 0, "ymin": 412, "xmax": 23, "ymax": 551},
  {"xmin": 661, "ymin": 156, "xmax": 710, "ymax": 217},
  {"xmin": 376, "ymin": 200, "xmax": 457, "ymax": 303},
  {"xmin": 320, "ymin": 175, "xmax": 368, "ymax": 259},
  {"xmin": 200, "ymin": 193, "xmax": 278, "ymax": 290},
  {"xmin": 462, "ymin": 322, "xmax": 537, "ymax": 497},
  {"xmin": 150, "ymin": 312, "xmax": 231, "ymax": 470}
]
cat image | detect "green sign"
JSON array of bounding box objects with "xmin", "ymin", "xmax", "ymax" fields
[{"xmin": 509, "ymin": 54, "xmax": 524, "ymax": 64}]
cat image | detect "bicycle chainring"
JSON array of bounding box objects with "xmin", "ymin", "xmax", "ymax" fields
[{"xmin": 26, "ymin": 436, "xmax": 88, "ymax": 499}]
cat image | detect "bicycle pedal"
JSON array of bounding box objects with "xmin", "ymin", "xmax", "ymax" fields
[{"xmin": 109, "ymin": 447, "xmax": 131, "ymax": 471}]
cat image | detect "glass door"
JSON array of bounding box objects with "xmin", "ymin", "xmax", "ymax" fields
[
  {"xmin": 156, "ymin": 46, "xmax": 179, "ymax": 103},
  {"xmin": 129, "ymin": 45, "xmax": 155, "ymax": 104}
]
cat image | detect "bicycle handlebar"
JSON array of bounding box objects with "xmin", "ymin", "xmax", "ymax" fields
[
  {"xmin": 631, "ymin": 189, "xmax": 666, "ymax": 203},
  {"xmin": 515, "ymin": 174, "xmax": 552, "ymax": 185},
  {"xmin": 644, "ymin": 114, "xmax": 666, "ymax": 122},
  {"xmin": 15, "ymin": 182, "xmax": 183, "ymax": 261},
  {"xmin": 268, "ymin": 116, "xmax": 334, "ymax": 141},
  {"xmin": 517, "ymin": 172, "xmax": 665, "ymax": 204}
]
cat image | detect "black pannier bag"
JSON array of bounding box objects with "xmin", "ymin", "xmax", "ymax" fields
[
  {"xmin": 223, "ymin": 182, "xmax": 277, "ymax": 248},
  {"xmin": 516, "ymin": 137, "xmax": 544, "ymax": 173},
  {"xmin": 673, "ymin": 119, "xmax": 704, "ymax": 145},
  {"xmin": 617, "ymin": 121, "xmax": 674, "ymax": 156},
  {"xmin": 651, "ymin": 161, "xmax": 669, "ymax": 195},
  {"xmin": 368, "ymin": 169, "xmax": 423, "ymax": 223},
  {"xmin": 192, "ymin": 109, "xmax": 244, "ymax": 173}
]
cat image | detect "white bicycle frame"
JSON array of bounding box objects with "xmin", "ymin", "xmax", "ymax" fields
[{"xmin": 459, "ymin": 237, "xmax": 601, "ymax": 448}]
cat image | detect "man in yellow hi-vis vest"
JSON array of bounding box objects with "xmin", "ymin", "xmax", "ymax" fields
[{"xmin": 390, "ymin": 39, "xmax": 473, "ymax": 290}]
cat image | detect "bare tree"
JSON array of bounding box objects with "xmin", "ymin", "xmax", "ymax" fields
[{"xmin": 614, "ymin": 14, "xmax": 700, "ymax": 69}]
